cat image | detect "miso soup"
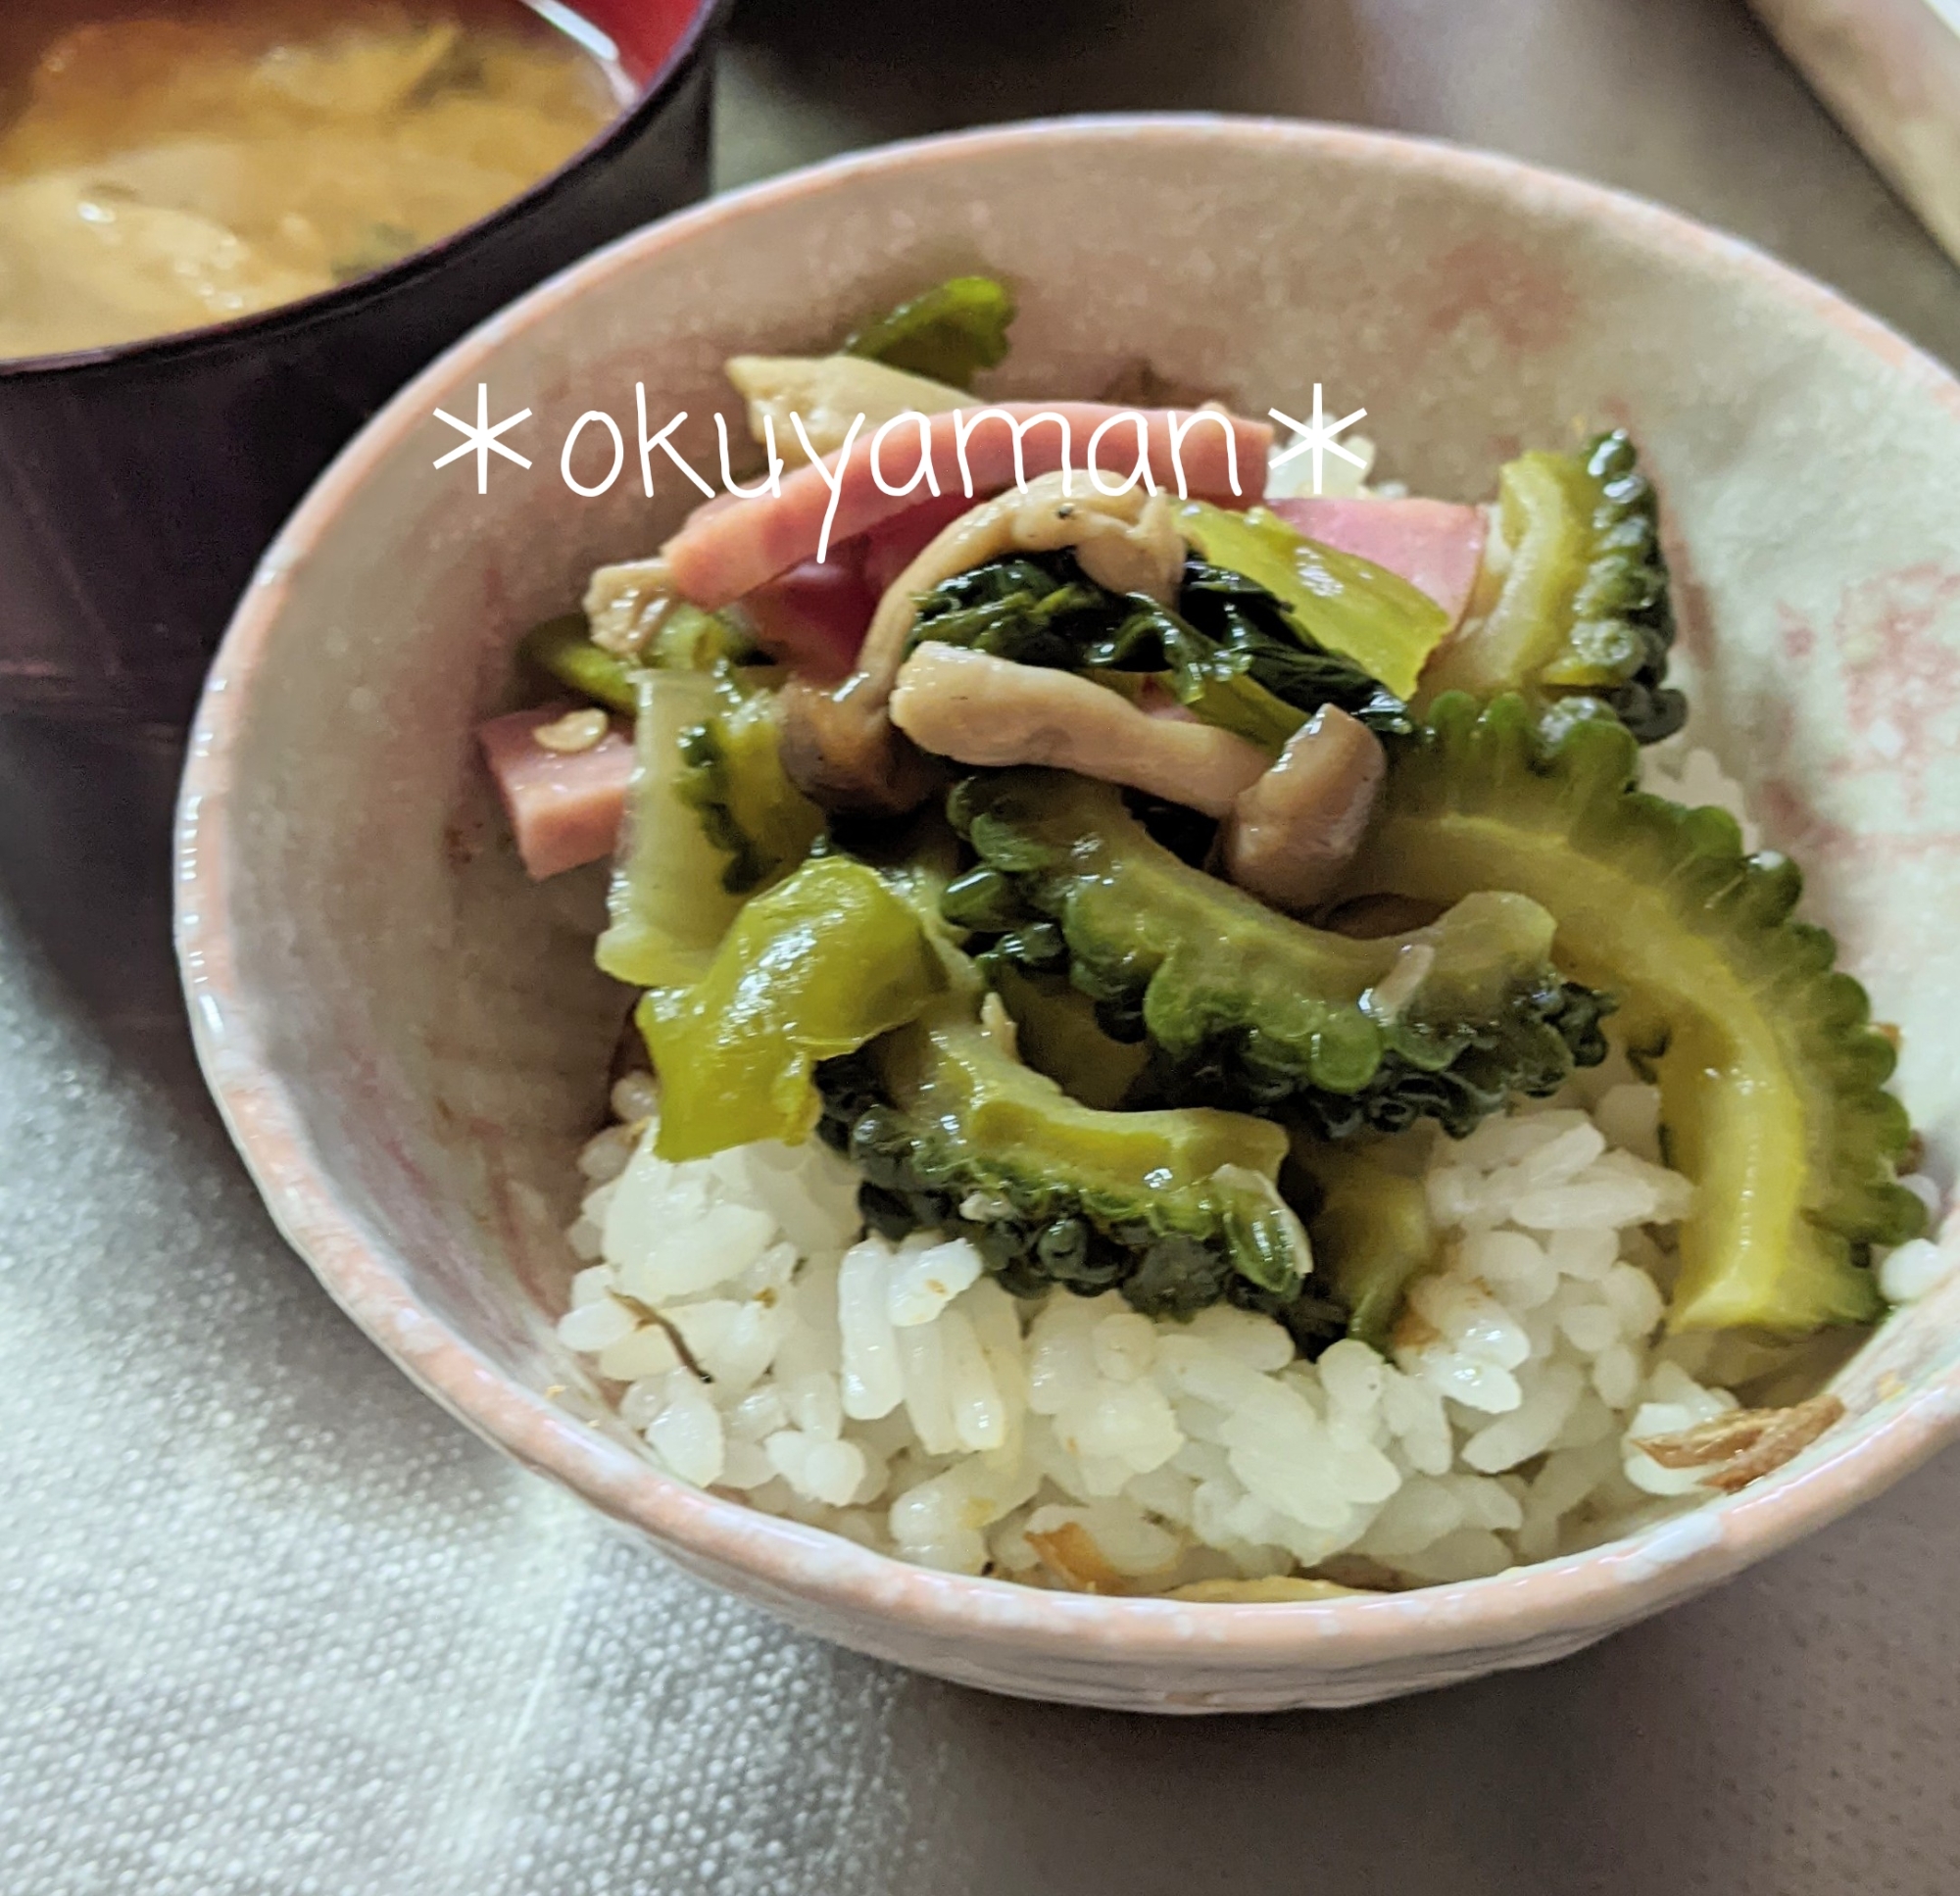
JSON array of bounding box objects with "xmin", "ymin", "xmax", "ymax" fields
[{"xmin": 0, "ymin": 0, "xmax": 626, "ymax": 359}]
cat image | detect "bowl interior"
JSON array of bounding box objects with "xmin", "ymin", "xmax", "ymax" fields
[{"xmin": 178, "ymin": 121, "xmax": 1960, "ymax": 1701}]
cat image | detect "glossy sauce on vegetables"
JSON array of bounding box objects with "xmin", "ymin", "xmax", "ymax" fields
[{"xmin": 0, "ymin": 0, "xmax": 626, "ymax": 359}]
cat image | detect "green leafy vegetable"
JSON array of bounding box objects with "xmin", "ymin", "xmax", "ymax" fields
[
  {"xmin": 522, "ymin": 614, "xmax": 639, "ymax": 713},
  {"xmin": 1343, "ymin": 693, "xmax": 1923, "ymax": 1332},
  {"xmin": 638, "ymin": 855, "xmax": 949, "ymax": 1162},
  {"xmin": 907, "ymin": 550, "xmax": 1408, "ymax": 748},
  {"xmin": 1176, "ymin": 500, "xmax": 1452, "ymax": 700},
  {"xmin": 948, "ymin": 770, "xmax": 1610, "ymax": 1140},
  {"xmin": 842, "ymin": 274, "xmax": 1016, "ymax": 389},
  {"xmin": 674, "ymin": 666, "xmax": 824, "ymax": 894},
  {"xmin": 816, "ymin": 1001, "xmax": 1335, "ymax": 1331},
  {"xmin": 595, "ymin": 671, "xmax": 745, "ymax": 990},
  {"xmin": 1421, "ymin": 432, "xmax": 1685, "ymax": 743},
  {"xmin": 1174, "ymin": 559, "xmax": 1413, "ymax": 739}
]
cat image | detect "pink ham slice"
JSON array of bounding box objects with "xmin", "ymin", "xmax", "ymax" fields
[
  {"xmin": 664, "ymin": 403, "xmax": 1273, "ymax": 608},
  {"xmin": 478, "ymin": 704, "xmax": 632, "ymax": 880},
  {"xmin": 859, "ymin": 491, "xmax": 979, "ymax": 597},
  {"xmin": 741, "ymin": 498, "xmax": 986, "ymax": 682},
  {"xmin": 1267, "ymin": 497, "xmax": 1488, "ymax": 629},
  {"xmin": 741, "ymin": 558, "xmax": 879, "ymax": 683}
]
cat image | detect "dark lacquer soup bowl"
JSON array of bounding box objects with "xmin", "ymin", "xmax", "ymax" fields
[{"xmin": 0, "ymin": 0, "xmax": 726, "ymax": 726}]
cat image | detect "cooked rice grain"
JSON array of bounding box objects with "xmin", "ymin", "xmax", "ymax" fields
[{"xmin": 555, "ymin": 1082, "xmax": 1761, "ymax": 1591}]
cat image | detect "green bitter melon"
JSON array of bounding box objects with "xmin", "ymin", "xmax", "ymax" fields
[
  {"xmin": 815, "ymin": 1002, "xmax": 1345, "ymax": 1337},
  {"xmin": 943, "ymin": 770, "xmax": 1610, "ymax": 1139},
  {"xmin": 1422, "ymin": 431, "xmax": 1686, "ymax": 743},
  {"xmin": 1342, "ymin": 692, "xmax": 1924, "ymax": 1332}
]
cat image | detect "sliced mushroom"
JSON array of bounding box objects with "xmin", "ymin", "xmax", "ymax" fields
[
  {"xmin": 1221, "ymin": 705, "xmax": 1387, "ymax": 913},
  {"xmin": 724, "ymin": 353, "xmax": 966, "ymax": 463},
  {"xmin": 893, "ymin": 469, "xmax": 1185, "ymax": 607},
  {"xmin": 779, "ymin": 665, "xmax": 946, "ymax": 813},
  {"xmin": 782, "ymin": 471, "xmax": 1186, "ymax": 811},
  {"xmin": 889, "ymin": 643, "xmax": 1269, "ymax": 817}
]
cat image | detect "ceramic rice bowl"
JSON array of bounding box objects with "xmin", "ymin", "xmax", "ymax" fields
[{"xmin": 175, "ymin": 118, "xmax": 1960, "ymax": 1712}]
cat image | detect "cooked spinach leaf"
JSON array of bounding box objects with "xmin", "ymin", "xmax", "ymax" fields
[{"xmin": 907, "ymin": 551, "xmax": 1410, "ymax": 743}]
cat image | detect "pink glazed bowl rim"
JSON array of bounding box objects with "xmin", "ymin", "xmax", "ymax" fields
[{"xmin": 176, "ymin": 116, "xmax": 1960, "ymax": 1670}]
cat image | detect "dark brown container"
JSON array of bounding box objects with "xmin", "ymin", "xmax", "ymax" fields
[{"xmin": 0, "ymin": 0, "xmax": 727, "ymax": 726}]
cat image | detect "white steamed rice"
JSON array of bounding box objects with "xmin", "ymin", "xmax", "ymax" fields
[
  {"xmin": 551, "ymin": 747, "xmax": 1942, "ymax": 1593},
  {"xmin": 559, "ymin": 1061, "xmax": 1764, "ymax": 1588}
]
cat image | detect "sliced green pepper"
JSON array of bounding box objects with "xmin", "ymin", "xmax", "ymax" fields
[
  {"xmin": 638, "ymin": 855, "xmax": 948, "ymax": 1161},
  {"xmin": 522, "ymin": 614, "xmax": 639, "ymax": 713}
]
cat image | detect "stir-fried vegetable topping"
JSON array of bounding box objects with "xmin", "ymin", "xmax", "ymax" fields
[
  {"xmin": 595, "ymin": 670, "xmax": 745, "ymax": 989},
  {"xmin": 524, "ymin": 596, "xmax": 754, "ymax": 715},
  {"xmin": 816, "ymin": 1001, "xmax": 1338, "ymax": 1337},
  {"xmin": 947, "ymin": 770, "xmax": 1611, "ymax": 1138},
  {"xmin": 842, "ymin": 273, "xmax": 1016, "ymax": 388},
  {"xmin": 1343, "ymin": 693, "xmax": 1922, "ymax": 1332},
  {"xmin": 1176, "ymin": 500, "xmax": 1452, "ymax": 700},
  {"xmin": 908, "ymin": 550, "xmax": 1408, "ymax": 750},
  {"xmin": 486, "ymin": 370, "xmax": 1920, "ymax": 1370},
  {"xmin": 636, "ymin": 854, "xmax": 948, "ymax": 1162},
  {"xmin": 642, "ymin": 599, "xmax": 754, "ymax": 672},
  {"xmin": 1288, "ymin": 1145, "xmax": 1438, "ymax": 1352},
  {"xmin": 1422, "ymin": 432, "xmax": 1685, "ymax": 743},
  {"xmin": 673, "ymin": 665, "xmax": 824, "ymax": 894},
  {"xmin": 522, "ymin": 614, "xmax": 639, "ymax": 714}
]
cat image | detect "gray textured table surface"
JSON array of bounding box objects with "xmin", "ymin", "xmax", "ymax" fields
[{"xmin": 5, "ymin": 5, "xmax": 1959, "ymax": 1892}]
